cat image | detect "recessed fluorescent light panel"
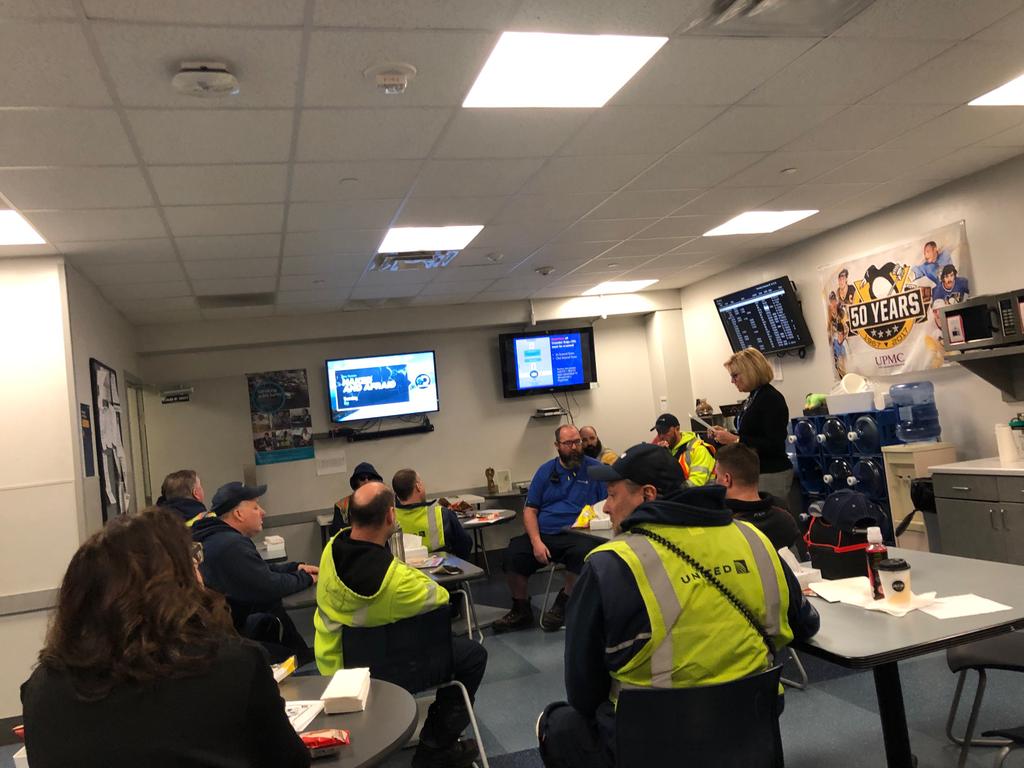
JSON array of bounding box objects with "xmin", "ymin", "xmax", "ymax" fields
[
  {"xmin": 378, "ymin": 225, "xmax": 483, "ymax": 253},
  {"xmin": 0, "ymin": 210, "xmax": 45, "ymax": 245},
  {"xmin": 704, "ymin": 210, "xmax": 818, "ymax": 237},
  {"xmin": 582, "ymin": 279, "xmax": 659, "ymax": 296},
  {"xmin": 969, "ymin": 72, "xmax": 1024, "ymax": 106},
  {"xmin": 463, "ymin": 31, "xmax": 668, "ymax": 108}
]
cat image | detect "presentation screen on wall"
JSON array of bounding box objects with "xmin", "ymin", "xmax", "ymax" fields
[
  {"xmin": 325, "ymin": 351, "xmax": 439, "ymax": 423},
  {"xmin": 498, "ymin": 327, "xmax": 597, "ymax": 398}
]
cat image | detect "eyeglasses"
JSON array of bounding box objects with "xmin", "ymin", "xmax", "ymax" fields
[
  {"xmin": 190, "ymin": 541, "xmax": 204, "ymax": 565},
  {"xmin": 558, "ymin": 439, "xmax": 583, "ymax": 447}
]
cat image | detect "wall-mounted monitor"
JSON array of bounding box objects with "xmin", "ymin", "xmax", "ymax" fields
[
  {"xmin": 325, "ymin": 351, "xmax": 439, "ymax": 423},
  {"xmin": 714, "ymin": 276, "xmax": 814, "ymax": 355},
  {"xmin": 498, "ymin": 327, "xmax": 597, "ymax": 398}
]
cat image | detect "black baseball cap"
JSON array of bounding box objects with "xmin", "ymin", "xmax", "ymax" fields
[
  {"xmin": 651, "ymin": 413, "xmax": 680, "ymax": 433},
  {"xmin": 588, "ymin": 443, "xmax": 685, "ymax": 495},
  {"xmin": 211, "ymin": 482, "xmax": 267, "ymax": 515}
]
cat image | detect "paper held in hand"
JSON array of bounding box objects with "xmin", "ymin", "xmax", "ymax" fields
[{"xmin": 321, "ymin": 667, "xmax": 371, "ymax": 714}]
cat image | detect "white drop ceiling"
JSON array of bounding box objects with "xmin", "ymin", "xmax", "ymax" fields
[{"xmin": 1, "ymin": 0, "xmax": 1023, "ymax": 325}]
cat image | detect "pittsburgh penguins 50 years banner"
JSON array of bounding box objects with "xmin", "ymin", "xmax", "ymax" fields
[{"xmin": 819, "ymin": 221, "xmax": 972, "ymax": 379}]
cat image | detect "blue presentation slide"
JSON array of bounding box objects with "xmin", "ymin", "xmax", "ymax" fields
[
  {"xmin": 515, "ymin": 333, "xmax": 584, "ymax": 390},
  {"xmin": 327, "ymin": 352, "xmax": 438, "ymax": 422}
]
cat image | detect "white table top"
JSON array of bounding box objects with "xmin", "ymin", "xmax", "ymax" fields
[{"xmin": 929, "ymin": 456, "xmax": 1024, "ymax": 476}]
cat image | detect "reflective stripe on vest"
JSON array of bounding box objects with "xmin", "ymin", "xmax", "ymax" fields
[{"xmin": 185, "ymin": 511, "xmax": 213, "ymax": 528}]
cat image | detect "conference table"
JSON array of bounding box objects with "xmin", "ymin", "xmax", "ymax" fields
[
  {"xmin": 795, "ymin": 548, "xmax": 1024, "ymax": 768},
  {"xmin": 460, "ymin": 508, "xmax": 517, "ymax": 573},
  {"xmin": 278, "ymin": 677, "xmax": 417, "ymax": 767}
]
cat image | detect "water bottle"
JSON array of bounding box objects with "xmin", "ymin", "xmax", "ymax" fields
[
  {"xmin": 388, "ymin": 525, "xmax": 406, "ymax": 562},
  {"xmin": 889, "ymin": 381, "xmax": 942, "ymax": 443},
  {"xmin": 865, "ymin": 526, "xmax": 888, "ymax": 601}
]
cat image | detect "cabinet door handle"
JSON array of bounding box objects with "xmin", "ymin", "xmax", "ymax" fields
[
  {"xmin": 990, "ymin": 510, "xmax": 999, "ymax": 530},
  {"xmin": 1002, "ymin": 509, "xmax": 1009, "ymax": 531},
  {"xmin": 952, "ymin": 485, "xmax": 971, "ymax": 491}
]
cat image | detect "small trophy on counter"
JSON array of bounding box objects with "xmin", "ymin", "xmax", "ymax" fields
[
  {"xmin": 695, "ymin": 398, "xmax": 714, "ymax": 418},
  {"xmin": 485, "ymin": 467, "xmax": 498, "ymax": 495}
]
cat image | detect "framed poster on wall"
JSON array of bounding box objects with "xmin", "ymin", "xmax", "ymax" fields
[{"xmin": 90, "ymin": 358, "xmax": 129, "ymax": 521}]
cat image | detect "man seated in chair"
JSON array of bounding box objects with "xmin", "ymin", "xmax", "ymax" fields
[
  {"xmin": 315, "ymin": 482, "xmax": 487, "ymax": 768},
  {"xmin": 717, "ymin": 443, "xmax": 801, "ymax": 551},
  {"xmin": 391, "ymin": 468, "xmax": 473, "ymax": 559},
  {"xmin": 537, "ymin": 444, "xmax": 820, "ymax": 768}
]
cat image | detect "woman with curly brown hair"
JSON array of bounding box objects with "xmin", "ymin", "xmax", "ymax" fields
[{"xmin": 20, "ymin": 507, "xmax": 310, "ymax": 768}]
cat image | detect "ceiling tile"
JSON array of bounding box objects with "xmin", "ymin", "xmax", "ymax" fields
[
  {"xmin": 833, "ymin": 178, "xmax": 947, "ymax": 215},
  {"xmin": 0, "ymin": 21, "xmax": 109, "ymax": 106},
  {"xmin": 78, "ymin": 260, "xmax": 185, "ymax": 285},
  {"xmin": 150, "ymin": 165, "xmax": 288, "ymax": 206},
  {"xmin": 742, "ymin": 39, "xmax": 945, "ymax": 106},
  {"xmin": 468, "ymin": 221, "xmax": 568, "ymax": 249},
  {"xmin": 884, "ymin": 106, "xmax": 1024, "ymax": 149},
  {"xmin": 494, "ymin": 194, "xmax": 605, "ymax": 224},
  {"xmin": 784, "ymin": 104, "xmax": 951, "ymax": 151},
  {"xmin": 101, "ymin": 282, "xmax": 191, "ymax": 301},
  {"xmin": 58, "ymin": 238, "xmax": 176, "ymax": 263},
  {"xmin": 534, "ymin": 241, "xmax": 615, "ymax": 263},
  {"xmin": 510, "ymin": 0, "xmax": 705, "ymax": 34},
  {"xmin": 26, "ymin": 208, "xmax": 165, "ymax": 241},
  {"xmin": 108, "ymin": 295, "xmax": 197, "ymax": 314},
  {"xmin": 349, "ymin": 283, "xmax": 424, "ymax": 300},
  {"xmin": 601, "ymin": 237, "xmax": 693, "ymax": 259},
  {"xmin": 291, "ymin": 160, "xmax": 422, "ymax": 201},
  {"xmin": 721, "ymin": 151, "xmax": 863, "ymax": 187},
  {"xmin": 898, "ymin": 145, "xmax": 1023, "ymax": 181},
  {"xmin": 276, "ymin": 289, "xmax": 348, "ymax": 306},
  {"xmin": 201, "ymin": 306, "xmax": 276, "ymax": 320},
  {"xmin": 677, "ymin": 186, "xmax": 786, "ymax": 215},
  {"xmin": 298, "ymin": 108, "xmax": 451, "ymax": 161},
  {"xmin": 0, "ymin": 167, "xmax": 151, "ymax": 209},
  {"xmin": 979, "ymin": 123, "xmax": 1024, "ymax": 148},
  {"xmin": 0, "ymin": 109, "xmax": 134, "ymax": 165},
  {"xmin": 305, "ymin": 29, "xmax": 494, "ymax": 108},
  {"xmin": 165, "ymin": 204, "xmax": 284, "ymax": 236},
  {"xmin": 451, "ymin": 244, "xmax": 534, "ymax": 266},
  {"xmin": 474, "ymin": 288, "xmax": 531, "ymax": 301},
  {"xmin": 866, "ymin": 41, "xmax": 1024, "ymax": 106},
  {"xmin": 287, "ymin": 199, "xmax": 402, "ymax": 232},
  {"xmin": 627, "ymin": 152, "xmax": 766, "ymax": 190},
  {"xmin": 279, "ymin": 273, "xmax": 361, "ymax": 291},
  {"xmin": 276, "ymin": 302, "xmax": 346, "ymax": 316},
  {"xmin": 412, "ymin": 158, "xmax": 545, "ymax": 198},
  {"xmin": 280, "ymin": 255, "xmax": 368, "ymax": 276},
  {"xmin": 176, "ymin": 233, "xmax": 281, "ymax": 261},
  {"xmin": 559, "ymin": 106, "xmax": 722, "ymax": 156},
  {"xmin": 313, "ymin": 0, "xmax": 516, "ymax": 29},
  {"xmin": 834, "ymin": 0, "xmax": 1022, "ymax": 40},
  {"xmin": 193, "ymin": 276, "xmax": 276, "ymax": 296},
  {"xmin": 184, "ymin": 258, "xmax": 279, "ymax": 280},
  {"xmin": 586, "ymin": 189, "xmax": 703, "ymax": 220},
  {"xmin": 129, "ymin": 110, "xmax": 294, "ymax": 164},
  {"xmin": 612, "ymin": 37, "xmax": 818, "ymax": 106},
  {"xmin": 635, "ymin": 214, "xmax": 723, "ymax": 239},
  {"xmin": 765, "ymin": 183, "xmax": 877, "ymax": 210},
  {"xmin": 283, "ymin": 229, "xmax": 385, "ymax": 256},
  {"xmin": 433, "ymin": 110, "xmax": 590, "ymax": 159},
  {"xmin": 409, "ymin": 293, "xmax": 480, "ymax": 306},
  {"xmin": 356, "ymin": 268, "xmax": 433, "ymax": 287},
  {"xmin": 675, "ymin": 106, "xmax": 843, "ymax": 153},
  {"xmin": 554, "ymin": 219, "xmax": 656, "ymax": 242},
  {"xmin": 429, "ymin": 262, "xmax": 515, "ymax": 282},
  {"xmin": 394, "ymin": 196, "xmax": 505, "ymax": 227},
  {"xmin": 0, "ymin": 243, "xmax": 72, "ymax": 258},
  {"xmin": 418, "ymin": 278, "xmax": 493, "ymax": 295},
  {"xmin": 521, "ymin": 154, "xmax": 658, "ymax": 195},
  {"xmin": 639, "ymin": 250, "xmax": 711, "ymax": 271},
  {"xmin": 92, "ymin": 24, "xmax": 302, "ymax": 108},
  {"xmin": 971, "ymin": 6, "xmax": 1024, "ymax": 41},
  {"xmin": 82, "ymin": 0, "xmax": 306, "ymax": 25},
  {"xmin": 0, "ymin": 1, "xmax": 75, "ymax": 19},
  {"xmin": 126, "ymin": 308, "xmax": 203, "ymax": 325},
  {"xmin": 814, "ymin": 145, "xmax": 956, "ymax": 184}
]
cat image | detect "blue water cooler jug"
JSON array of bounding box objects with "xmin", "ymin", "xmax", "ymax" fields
[{"xmin": 889, "ymin": 381, "xmax": 942, "ymax": 443}]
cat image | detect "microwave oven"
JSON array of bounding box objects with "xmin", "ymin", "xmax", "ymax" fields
[{"xmin": 940, "ymin": 289, "xmax": 1024, "ymax": 353}]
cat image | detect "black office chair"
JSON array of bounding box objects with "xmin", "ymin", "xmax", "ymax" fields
[
  {"xmin": 946, "ymin": 632, "xmax": 1024, "ymax": 768},
  {"xmin": 341, "ymin": 606, "xmax": 489, "ymax": 768},
  {"xmin": 615, "ymin": 665, "xmax": 784, "ymax": 768}
]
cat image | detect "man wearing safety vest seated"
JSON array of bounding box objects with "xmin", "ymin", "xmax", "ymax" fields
[
  {"xmin": 156, "ymin": 468, "xmax": 213, "ymax": 527},
  {"xmin": 315, "ymin": 482, "xmax": 487, "ymax": 768},
  {"xmin": 651, "ymin": 412, "xmax": 716, "ymax": 487},
  {"xmin": 537, "ymin": 443, "xmax": 820, "ymax": 768},
  {"xmin": 391, "ymin": 468, "xmax": 473, "ymax": 559}
]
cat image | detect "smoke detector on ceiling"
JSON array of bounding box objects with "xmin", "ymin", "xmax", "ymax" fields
[
  {"xmin": 363, "ymin": 63, "xmax": 417, "ymax": 95},
  {"xmin": 171, "ymin": 61, "xmax": 240, "ymax": 98}
]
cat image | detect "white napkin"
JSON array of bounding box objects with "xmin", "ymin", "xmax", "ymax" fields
[
  {"xmin": 809, "ymin": 577, "xmax": 936, "ymax": 617},
  {"xmin": 920, "ymin": 594, "xmax": 1013, "ymax": 620}
]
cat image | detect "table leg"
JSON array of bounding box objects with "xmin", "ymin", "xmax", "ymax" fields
[
  {"xmin": 473, "ymin": 529, "xmax": 490, "ymax": 575},
  {"xmin": 873, "ymin": 662, "xmax": 917, "ymax": 768}
]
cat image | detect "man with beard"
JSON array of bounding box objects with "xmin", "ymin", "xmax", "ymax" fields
[
  {"xmin": 580, "ymin": 425, "xmax": 618, "ymax": 465},
  {"xmin": 493, "ymin": 425, "xmax": 608, "ymax": 633}
]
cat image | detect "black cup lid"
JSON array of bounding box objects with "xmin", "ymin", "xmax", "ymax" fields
[{"xmin": 877, "ymin": 558, "xmax": 910, "ymax": 571}]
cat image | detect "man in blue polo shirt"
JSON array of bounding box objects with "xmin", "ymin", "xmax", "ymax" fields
[{"xmin": 493, "ymin": 424, "xmax": 607, "ymax": 634}]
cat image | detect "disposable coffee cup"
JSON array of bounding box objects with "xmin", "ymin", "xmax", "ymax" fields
[{"xmin": 877, "ymin": 558, "xmax": 912, "ymax": 605}]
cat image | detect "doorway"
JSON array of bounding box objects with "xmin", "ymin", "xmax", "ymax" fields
[{"xmin": 124, "ymin": 375, "xmax": 152, "ymax": 511}]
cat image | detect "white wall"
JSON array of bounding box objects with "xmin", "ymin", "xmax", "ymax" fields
[
  {"xmin": 140, "ymin": 315, "xmax": 658, "ymax": 516},
  {"xmin": 0, "ymin": 257, "xmax": 82, "ymax": 717},
  {"xmin": 679, "ymin": 154, "xmax": 1024, "ymax": 460},
  {"xmin": 65, "ymin": 265, "xmax": 140, "ymax": 530}
]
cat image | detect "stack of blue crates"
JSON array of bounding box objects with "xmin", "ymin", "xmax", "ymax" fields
[{"xmin": 788, "ymin": 406, "xmax": 901, "ymax": 543}]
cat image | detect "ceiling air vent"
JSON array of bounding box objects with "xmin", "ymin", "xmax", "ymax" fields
[
  {"xmin": 370, "ymin": 250, "xmax": 459, "ymax": 272},
  {"xmin": 688, "ymin": 0, "xmax": 873, "ymax": 37},
  {"xmin": 196, "ymin": 293, "xmax": 276, "ymax": 310}
]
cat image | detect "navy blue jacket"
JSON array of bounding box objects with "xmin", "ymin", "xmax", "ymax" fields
[
  {"xmin": 156, "ymin": 495, "xmax": 207, "ymax": 524},
  {"xmin": 565, "ymin": 485, "xmax": 820, "ymax": 718},
  {"xmin": 192, "ymin": 517, "xmax": 312, "ymax": 625}
]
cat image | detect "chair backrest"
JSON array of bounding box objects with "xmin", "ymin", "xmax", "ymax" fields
[
  {"xmin": 340, "ymin": 606, "xmax": 454, "ymax": 695},
  {"xmin": 615, "ymin": 665, "xmax": 784, "ymax": 768}
]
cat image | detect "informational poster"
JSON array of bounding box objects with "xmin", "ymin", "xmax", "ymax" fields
[
  {"xmin": 819, "ymin": 221, "xmax": 972, "ymax": 379},
  {"xmin": 247, "ymin": 369, "xmax": 314, "ymax": 465},
  {"xmin": 90, "ymin": 358, "xmax": 129, "ymax": 520}
]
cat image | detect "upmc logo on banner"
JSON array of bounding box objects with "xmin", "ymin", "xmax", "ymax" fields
[{"xmin": 819, "ymin": 221, "xmax": 972, "ymax": 379}]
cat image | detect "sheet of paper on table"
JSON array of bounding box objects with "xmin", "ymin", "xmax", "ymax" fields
[
  {"xmin": 919, "ymin": 594, "xmax": 1013, "ymax": 620},
  {"xmin": 286, "ymin": 700, "xmax": 325, "ymax": 732},
  {"xmin": 809, "ymin": 576, "xmax": 937, "ymax": 617}
]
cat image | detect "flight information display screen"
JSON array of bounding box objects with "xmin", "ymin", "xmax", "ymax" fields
[{"xmin": 714, "ymin": 277, "xmax": 813, "ymax": 354}]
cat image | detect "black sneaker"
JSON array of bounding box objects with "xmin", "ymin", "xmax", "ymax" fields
[
  {"xmin": 540, "ymin": 590, "xmax": 569, "ymax": 632},
  {"xmin": 491, "ymin": 601, "xmax": 534, "ymax": 633},
  {"xmin": 412, "ymin": 738, "xmax": 480, "ymax": 768}
]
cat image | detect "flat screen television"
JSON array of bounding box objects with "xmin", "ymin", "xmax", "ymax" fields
[
  {"xmin": 498, "ymin": 327, "xmax": 597, "ymax": 398},
  {"xmin": 325, "ymin": 350, "xmax": 439, "ymax": 423},
  {"xmin": 713, "ymin": 276, "xmax": 814, "ymax": 355}
]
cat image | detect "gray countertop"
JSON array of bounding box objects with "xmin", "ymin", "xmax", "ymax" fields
[{"xmin": 929, "ymin": 456, "xmax": 1024, "ymax": 476}]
